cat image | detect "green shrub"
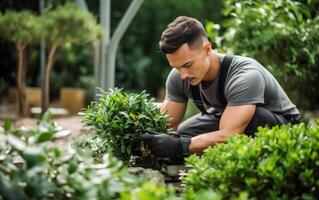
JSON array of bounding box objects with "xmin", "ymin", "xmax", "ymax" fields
[
  {"xmin": 82, "ymin": 89, "xmax": 173, "ymax": 168},
  {"xmin": 120, "ymin": 183, "xmax": 223, "ymax": 200},
  {"xmin": 183, "ymin": 123, "xmax": 319, "ymax": 199},
  {"xmin": 0, "ymin": 113, "xmax": 165, "ymax": 199},
  {"xmin": 120, "ymin": 180, "xmax": 177, "ymax": 200},
  {"xmin": 180, "ymin": 188, "xmax": 222, "ymax": 200},
  {"xmin": 208, "ymin": 0, "xmax": 319, "ymax": 109},
  {"xmin": 0, "ymin": 112, "xmax": 184, "ymax": 200}
]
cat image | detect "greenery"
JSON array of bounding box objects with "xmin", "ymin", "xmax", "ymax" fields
[
  {"xmin": 120, "ymin": 184, "xmax": 223, "ymax": 200},
  {"xmin": 0, "ymin": 10, "xmax": 42, "ymax": 115},
  {"xmin": 207, "ymin": 0, "xmax": 319, "ymax": 110},
  {"xmin": 0, "ymin": 0, "xmax": 223, "ymax": 102},
  {"xmin": 1, "ymin": 0, "xmax": 319, "ymax": 111},
  {"xmin": 183, "ymin": 123, "xmax": 319, "ymax": 199},
  {"xmin": 41, "ymin": 2, "xmax": 103, "ymax": 112},
  {"xmin": 120, "ymin": 180, "xmax": 176, "ymax": 200},
  {"xmin": 3, "ymin": 1, "xmax": 319, "ymax": 199},
  {"xmin": 43, "ymin": 3, "xmax": 102, "ymax": 46},
  {"xmin": 0, "ymin": 112, "xmax": 225, "ymax": 200},
  {"xmin": 0, "ymin": 3, "xmax": 103, "ymax": 113},
  {"xmin": 50, "ymin": 43, "xmax": 95, "ymax": 102},
  {"xmin": 69, "ymin": 0, "xmax": 222, "ymax": 96},
  {"xmin": 0, "ymin": 113, "xmax": 127, "ymax": 199},
  {"xmin": 180, "ymin": 188, "xmax": 222, "ymax": 200},
  {"xmin": 0, "ymin": 113, "xmax": 182, "ymax": 200},
  {"xmin": 82, "ymin": 89, "xmax": 173, "ymax": 168},
  {"xmin": 9, "ymin": 112, "xmax": 319, "ymax": 199}
]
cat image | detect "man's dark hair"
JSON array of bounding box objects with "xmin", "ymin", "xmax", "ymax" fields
[{"xmin": 159, "ymin": 16, "xmax": 208, "ymax": 54}]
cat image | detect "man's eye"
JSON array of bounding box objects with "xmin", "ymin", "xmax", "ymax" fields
[{"xmin": 184, "ymin": 64, "xmax": 192, "ymax": 68}]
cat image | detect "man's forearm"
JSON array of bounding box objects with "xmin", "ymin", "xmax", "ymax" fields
[
  {"xmin": 160, "ymin": 100, "xmax": 186, "ymax": 131},
  {"xmin": 189, "ymin": 129, "xmax": 240, "ymax": 154}
]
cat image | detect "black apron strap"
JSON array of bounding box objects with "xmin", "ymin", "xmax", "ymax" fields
[
  {"xmin": 191, "ymin": 54, "xmax": 234, "ymax": 114},
  {"xmin": 218, "ymin": 54, "xmax": 234, "ymax": 105}
]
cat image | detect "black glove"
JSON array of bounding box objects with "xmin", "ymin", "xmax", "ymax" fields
[{"xmin": 133, "ymin": 132, "xmax": 192, "ymax": 160}]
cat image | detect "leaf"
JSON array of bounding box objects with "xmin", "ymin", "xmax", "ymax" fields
[
  {"xmin": 41, "ymin": 112, "xmax": 52, "ymax": 123},
  {"xmin": 36, "ymin": 132, "xmax": 54, "ymax": 143},
  {"xmin": 129, "ymin": 113, "xmax": 137, "ymax": 120},
  {"xmin": 120, "ymin": 144, "xmax": 125, "ymax": 154},
  {"xmin": 0, "ymin": 173, "xmax": 24, "ymax": 200},
  {"xmin": 7, "ymin": 135, "xmax": 26, "ymax": 151},
  {"xmin": 3, "ymin": 119, "xmax": 12, "ymax": 132}
]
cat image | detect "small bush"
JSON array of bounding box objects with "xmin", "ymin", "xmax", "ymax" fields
[
  {"xmin": 180, "ymin": 188, "xmax": 222, "ymax": 200},
  {"xmin": 0, "ymin": 113, "xmax": 178, "ymax": 200},
  {"xmin": 120, "ymin": 180, "xmax": 177, "ymax": 200},
  {"xmin": 183, "ymin": 123, "xmax": 319, "ymax": 199},
  {"xmin": 0, "ymin": 113, "xmax": 134, "ymax": 199},
  {"xmin": 82, "ymin": 89, "xmax": 173, "ymax": 168}
]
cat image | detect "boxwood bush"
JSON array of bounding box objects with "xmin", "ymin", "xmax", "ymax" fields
[
  {"xmin": 82, "ymin": 89, "xmax": 173, "ymax": 168},
  {"xmin": 183, "ymin": 123, "xmax": 319, "ymax": 199},
  {"xmin": 0, "ymin": 114, "xmax": 132, "ymax": 199},
  {"xmin": 0, "ymin": 114, "xmax": 224, "ymax": 200},
  {"xmin": 0, "ymin": 113, "xmax": 179, "ymax": 200}
]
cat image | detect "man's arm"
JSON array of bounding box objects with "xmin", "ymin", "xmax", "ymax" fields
[
  {"xmin": 160, "ymin": 99, "xmax": 187, "ymax": 131},
  {"xmin": 189, "ymin": 104, "xmax": 256, "ymax": 154}
]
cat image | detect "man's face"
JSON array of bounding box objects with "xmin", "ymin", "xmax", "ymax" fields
[{"xmin": 166, "ymin": 43, "xmax": 211, "ymax": 86}]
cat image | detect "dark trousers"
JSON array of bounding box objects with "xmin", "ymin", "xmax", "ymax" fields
[{"xmin": 177, "ymin": 107, "xmax": 300, "ymax": 137}]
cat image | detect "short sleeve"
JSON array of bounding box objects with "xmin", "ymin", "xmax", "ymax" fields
[
  {"xmin": 225, "ymin": 70, "xmax": 266, "ymax": 105},
  {"xmin": 165, "ymin": 69, "xmax": 188, "ymax": 102}
]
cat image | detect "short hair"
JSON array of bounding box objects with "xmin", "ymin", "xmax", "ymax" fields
[{"xmin": 159, "ymin": 16, "xmax": 208, "ymax": 54}]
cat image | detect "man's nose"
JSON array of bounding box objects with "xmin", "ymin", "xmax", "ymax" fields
[{"xmin": 180, "ymin": 69, "xmax": 188, "ymax": 80}]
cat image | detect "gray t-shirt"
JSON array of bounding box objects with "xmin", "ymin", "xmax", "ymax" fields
[{"xmin": 165, "ymin": 54, "xmax": 299, "ymax": 115}]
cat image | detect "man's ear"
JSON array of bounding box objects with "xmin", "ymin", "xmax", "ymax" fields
[{"xmin": 202, "ymin": 42, "xmax": 212, "ymax": 56}]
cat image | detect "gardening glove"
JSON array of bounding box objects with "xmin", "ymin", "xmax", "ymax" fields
[
  {"xmin": 131, "ymin": 131, "xmax": 162, "ymax": 157},
  {"xmin": 131, "ymin": 138, "xmax": 144, "ymax": 157},
  {"xmin": 133, "ymin": 131, "xmax": 192, "ymax": 160}
]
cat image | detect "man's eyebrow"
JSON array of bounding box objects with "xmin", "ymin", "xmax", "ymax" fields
[{"xmin": 173, "ymin": 61, "xmax": 192, "ymax": 69}]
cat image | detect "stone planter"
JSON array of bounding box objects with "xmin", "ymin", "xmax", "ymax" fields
[
  {"xmin": 60, "ymin": 87, "xmax": 86, "ymax": 114},
  {"xmin": 9, "ymin": 87, "xmax": 41, "ymax": 115},
  {"xmin": 25, "ymin": 87, "xmax": 41, "ymax": 113}
]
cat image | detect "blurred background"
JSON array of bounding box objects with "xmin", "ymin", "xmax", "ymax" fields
[{"xmin": 0, "ymin": 0, "xmax": 318, "ymax": 122}]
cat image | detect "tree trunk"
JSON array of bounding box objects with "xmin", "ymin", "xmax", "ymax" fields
[
  {"xmin": 42, "ymin": 42, "xmax": 59, "ymax": 115},
  {"xmin": 22, "ymin": 49, "xmax": 27, "ymax": 114},
  {"xmin": 16, "ymin": 43, "xmax": 27, "ymax": 116}
]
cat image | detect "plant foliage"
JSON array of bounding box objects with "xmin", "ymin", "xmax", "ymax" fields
[
  {"xmin": 1, "ymin": 112, "xmax": 226, "ymax": 199},
  {"xmin": 82, "ymin": 89, "xmax": 173, "ymax": 168},
  {"xmin": 43, "ymin": 2, "xmax": 102, "ymax": 45},
  {"xmin": 0, "ymin": 113, "xmax": 127, "ymax": 199},
  {"xmin": 183, "ymin": 123, "xmax": 319, "ymax": 199},
  {"xmin": 207, "ymin": 0, "xmax": 319, "ymax": 109},
  {"xmin": 0, "ymin": 112, "xmax": 180, "ymax": 200},
  {"xmin": 0, "ymin": 10, "xmax": 42, "ymax": 45}
]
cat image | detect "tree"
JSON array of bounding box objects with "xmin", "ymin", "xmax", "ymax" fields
[
  {"xmin": 0, "ymin": 11, "xmax": 42, "ymax": 116},
  {"xmin": 41, "ymin": 3, "xmax": 102, "ymax": 113}
]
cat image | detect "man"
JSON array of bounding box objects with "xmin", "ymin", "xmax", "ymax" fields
[{"xmin": 134, "ymin": 16, "xmax": 300, "ymax": 161}]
